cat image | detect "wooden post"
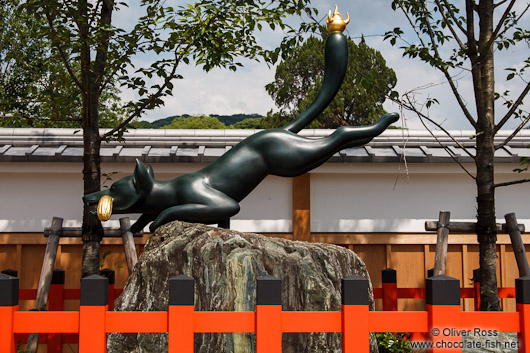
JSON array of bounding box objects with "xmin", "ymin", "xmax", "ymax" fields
[
  {"xmin": 79, "ymin": 275, "xmax": 108, "ymax": 353},
  {"xmin": 382, "ymin": 268, "xmax": 398, "ymax": 311},
  {"xmin": 26, "ymin": 217, "xmax": 63, "ymax": 353},
  {"xmin": 100, "ymin": 269, "xmax": 116, "ymax": 310},
  {"xmin": 0, "ymin": 273, "xmax": 18, "ymax": 353},
  {"xmin": 516, "ymin": 275, "xmax": 530, "ymax": 353},
  {"xmin": 505, "ymin": 213, "xmax": 530, "ymax": 277},
  {"xmin": 168, "ymin": 275, "xmax": 194, "ymax": 353},
  {"xmin": 47, "ymin": 269, "xmax": 65, "ymax": 353},
  {"xmin": 292, "ymin": 173, "xmax": 311, "ymax": 242},
  {"xmin": 342, "ymin": 275, "xmax": 370, "ymax": 353},
  {"xmin": 433, "ymin": 211, "xmax": 450, "ymax": 276},
  {"xmin": 120, "ymin": 218, "xmax": 138, "ymax": 276},
  {"xmin": 426, "ymin": 275, "xmax": 461, "ymax": 353},
  {"xmin": 256, "ymin": 275, "xmax": 282, "ymax": 353}
]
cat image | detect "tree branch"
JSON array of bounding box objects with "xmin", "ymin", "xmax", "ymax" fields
[
  {"xmin": 495, "ymin": 114, "xmax": 530, "ymax": 150},
  {"xmin": 441, "ymin": 0, "xmax": 467, "ymax": 34},
  {"xmin": 393, "ymin": 90, "xmax": 477, "ymax": 177},
  {"xmin": 435, "ymin": 0, "xmax": 467, "ymax": 51},
  {"xmin": 420, "ymin": 3, "xmax": 477, "ymax": 128},
  {"xmin": 495, "ymin": 179, "xmax": 530, "ymax": 188},
  {"xmin": 41, "ymin": 4, "xmax": 84, "ymax": 93},
  {"xmin": 484, "ymin": 0, "xmax": 516, "ymax": 54},
  {"xmin": 495, "ymin": 81, "xmax": 530, "ymax": 133},
  {"xmin": 414, "ymin": 105, "xmax": 477, "ymax": 180}
]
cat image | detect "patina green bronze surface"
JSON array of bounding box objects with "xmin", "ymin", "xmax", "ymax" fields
[{"xmin": 83, "ymin": 28, "xmax": 399, "ymax": 233}]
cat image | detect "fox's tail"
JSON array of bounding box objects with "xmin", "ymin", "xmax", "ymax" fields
[{"xmin": 282, "ymin": 33, "xmax": 348, "ymax": 133}]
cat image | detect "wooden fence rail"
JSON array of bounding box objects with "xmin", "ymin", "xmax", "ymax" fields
[{"xmin": 2, "ymin": 272, "xmax": 530, "ymax": 353}]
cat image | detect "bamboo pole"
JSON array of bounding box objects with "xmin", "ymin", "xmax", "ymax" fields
[
  {"xmin": 26, "ymin": 217, "xmax": 63, "ymax": 353},
  {"xmin": 505, "ymin": 213, "xmax": 530, "ymax": 277},
  {"xmin": 433, "ymin": 211, "xmax": 450, "ymax": 276},
  {"xmin": 120, "ymin": 217, "xmax": 138, "ymax": 276}
]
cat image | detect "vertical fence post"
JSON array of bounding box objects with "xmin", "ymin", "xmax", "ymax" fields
[
  {"xmin": 27, "ymin": 217, "xmax": 63, "ymax": 353},
  {"xmin": 120, "ymin": 217, "xmax": 138, "ymax": 276},
  {"xmin": 426, "ymin": 275, "xmax": 461, "ymax": 353},
  {"xmin": 505, "ymin": 213, "xmax": 530, "ymax": 277},
  {"xmin": 382, "ymin": 268, "xmax": 397, "ymax": 311},
  {"xmin": 79, "ymin": 275, "xmax": 108, "ymax": 353},
  {"xmin": 100, "ymin": 269, "xmax": 116, "ymax": 310},
  {"xmin": 256, "ymin": 275, "xmax": 282, "ymax": 353},
  {"xmin": 1, "ymin": 269, "xmax": 18, "ymax": 278},
  {"xmin": 434, "ymin": 211, "xmax": 451, "ymax": 276},
  {"xmin": 47, "ymin": 269, "xmax": 65, "ymax": 353},
  {"xmin": 342, "ymin": 275, "xmax": 370, "ymax": 353},
  {"xmin": 0, "ymin": 273, "xmax": 18, "ymax": 353},
  {"xmin": 473, "ymin": 269, "xmax": 480, "ymax": 311},
  {"xmin": 168, "ymin": 275, "xmax": 194, "ymax": 353},
  {"xmin": 516, "ymin": 275, "xmax": 530, "ymax": 353}
]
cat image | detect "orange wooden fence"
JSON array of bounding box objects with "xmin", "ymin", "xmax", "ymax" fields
[
  {"xmin": 2, "ymin": 267, "xmax": 522, "ymax": 353},
  {"xmin": 374, "ymin": 268, "xmax": 516, "ymax": 311},
  {"xmin": 2, "ymin": 272, "xmax": 530, "ymax": 353}
]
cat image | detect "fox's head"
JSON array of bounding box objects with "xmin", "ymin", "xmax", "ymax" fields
[{"xmin": 83, "ymin": 159, "xmax": 155, "ymax": 217}]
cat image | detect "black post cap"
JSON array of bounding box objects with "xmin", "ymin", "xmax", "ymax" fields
[
  {"xmin": 0, "ymin": 273, "xmax": 19, "ymax": 306},
  {"xmin": 52, "ymin": 269, "xmax": 65, "ymax": 285},
  {"xmin": 427, "ymin": 268, "xmax": 434, "ymax": 278},
  {"xmin": 100, "ymin": 268, "xmax": 115, "ymax": 285},
  {"xmin": 80, "ymin": 274, "xmax": 108, "ymax": 306},
  {"xmin": 2, "ymin": 269, "xmax": 18, "ymax": 278},
  {"xmin": 426, "ymin": 275, "xmax": 460, "ymax": 305},
  {"xmin": 473, "ymin": 269, "xmax": 480, "ymax": 283},
  {"xmin": 257, "ymin": 275, "xmax": 281, "ymax": 305},
  {"xmin": 516, "ymin": 275, "xmax": 530, "ymax": 304},
  {"xmin": 382, "ymin": 268, "xmax": 397, "ymax": 284},
  {"xmin": 342, "ymin": 275, "xmax": 369, "ymax": 305},
  {"xmin": 169, "ymin": 275, "xmax": 194, "ymax": 306}
]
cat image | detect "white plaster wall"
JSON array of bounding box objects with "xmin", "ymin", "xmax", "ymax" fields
[
  {"xmin": 0, "ymin": 162, "xmax": 292, "ymax": 233},
  {"xmin": 1, "ymin": 161, "xmax": 529, "ymax": 233},
  {"xmin": 310, "ymin": 163, "xmax": 530, "ymax": 232}
]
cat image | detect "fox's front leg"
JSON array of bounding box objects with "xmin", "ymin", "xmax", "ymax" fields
[
  {"xmin": 130, "ymin": 214, "xmax": 156, "ymax": 233},
  {"xmin": 149, "ymin": 202, "xmax": 240, "ymax": 232}
]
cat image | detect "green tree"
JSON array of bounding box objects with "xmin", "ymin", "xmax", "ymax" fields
[
  {"xmin": 231, "ymin": 117, "xmax": 263, "ymax": 129},
  {"xmin": 263, "ymin": 34, "xmax": 397, "ymax": 128},
  {"xmin": 385, "ymin": 0, "xmax": 530, "ymax": 310},
  {"xmin": 0, "ymin": 0, "xmax": 127, "ymax": 129},
  {"xmin": 19, "ymin": 0, "xmax": 317, "ymax": 276},
  {"xmin": 162, "ymin": 116, "xmax": 227, "ymax": 129}
]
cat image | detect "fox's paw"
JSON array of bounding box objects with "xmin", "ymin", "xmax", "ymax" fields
[{"xmin": 379, "ymin": 112, "xmax": 399, "ymax": 126}]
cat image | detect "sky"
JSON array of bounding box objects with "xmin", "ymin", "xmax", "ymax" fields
[{"xmin": 114, "ymin": 0, "xmax": 529, "ymax": 131}]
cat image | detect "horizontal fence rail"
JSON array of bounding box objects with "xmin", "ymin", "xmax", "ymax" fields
[
  {"xmin": 2, "ymin": 267, "xmax": 520, "ymax": 353},
  {"xmin": 2, "ymin": 272, "xmax": 530, "ymax": 353},
  {"xmin": 374, "ymin": 268, "xmax": 516, "ymax": 311}
]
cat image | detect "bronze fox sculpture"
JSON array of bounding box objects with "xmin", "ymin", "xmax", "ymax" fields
[{"xmin": 83, "ymin": 30, "xmax": 399, "ymax": 233}]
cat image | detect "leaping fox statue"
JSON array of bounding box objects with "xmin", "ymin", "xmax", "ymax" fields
[{"xmin": 83, "ymin": 8, "xmax": 399, "ymax": 233}]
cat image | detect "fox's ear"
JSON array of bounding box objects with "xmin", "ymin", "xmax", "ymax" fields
[
  {"xmin": 133, "ymin": 159, "xmax": 154, "ymax": 191},
  {"xmin": 147, "ymin": 164, "xmax": 155, "ymax": 178}
]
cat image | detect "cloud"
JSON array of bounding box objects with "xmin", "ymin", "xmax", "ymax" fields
[{"xmin": 113, "ymin": 1, "xmax": 529, "ymax": 130}]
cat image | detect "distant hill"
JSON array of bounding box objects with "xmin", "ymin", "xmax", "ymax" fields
[{"xmin": 136, "ymin": 113, "xmax": 262, "ymax": 129}]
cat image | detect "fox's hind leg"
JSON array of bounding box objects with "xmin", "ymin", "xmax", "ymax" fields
[{"xmin": 149, "ymin": 184, "xmax": 240, "ymax": 231}]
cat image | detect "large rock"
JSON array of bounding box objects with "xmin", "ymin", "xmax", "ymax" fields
[{"xmin": 108, "ymin": 221, "xmax": 377, "ymax": 352}]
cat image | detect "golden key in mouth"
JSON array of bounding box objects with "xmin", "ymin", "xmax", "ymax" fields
[{"xmin": 97, "ymin": 195, "xmax": 113, "ymax": 221}]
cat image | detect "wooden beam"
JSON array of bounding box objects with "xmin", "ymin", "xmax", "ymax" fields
[
  {"xmin": 425, "ymin": 221, "xmax": 525, "ymax": 233},
  {"xmin": 292, "ymin": 173, "xmax": 311, "ymax": 242}
]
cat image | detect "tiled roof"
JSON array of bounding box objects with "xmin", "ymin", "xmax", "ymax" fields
[{"xmin": 0, "ymin": 128, "xmax": 529, "ymax": 163}]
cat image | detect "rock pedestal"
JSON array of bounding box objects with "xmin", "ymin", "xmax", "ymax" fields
[{"xmin": 108, "ymin": 221, "xmax": 377, "ymax": 352}]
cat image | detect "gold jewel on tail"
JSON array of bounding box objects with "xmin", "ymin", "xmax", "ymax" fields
[
  {"xmin": 97, "ymin": 195, "xmax": 113, "ymax": 221},
  {"xmin": 326, "ymin": 5, "xmax": 350, "ymax": 33}
]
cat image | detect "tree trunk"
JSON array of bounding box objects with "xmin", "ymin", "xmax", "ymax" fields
[
  {"xmin": 474, "ymin": 0, "xmax": 500, "ymax": 311},
  {"xmin": 79, "ymin": 0, "xmax": 104, "ymax": 277}
]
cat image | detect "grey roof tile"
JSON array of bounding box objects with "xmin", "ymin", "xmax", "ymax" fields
[{"xmin": 1, "ymin": 128, "xmax": 530, "ymax": 164}]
